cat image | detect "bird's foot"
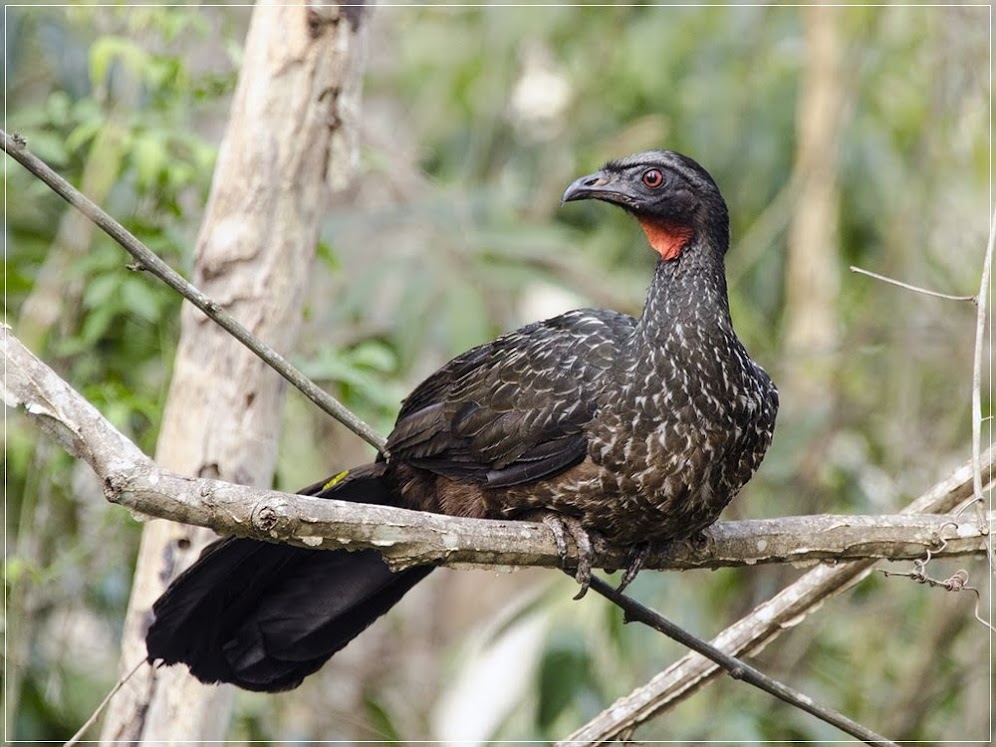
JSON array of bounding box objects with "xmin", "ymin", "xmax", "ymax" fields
[{"xmin": 531, "ymin": 512, "xmax": 602, "ymax": 600}]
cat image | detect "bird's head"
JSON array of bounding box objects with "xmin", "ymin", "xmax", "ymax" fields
[{"xmin": 562, "ymin": 150, "xmax": 730, "ymax": 262}]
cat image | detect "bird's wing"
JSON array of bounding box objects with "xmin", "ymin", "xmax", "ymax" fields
[{"xmin": 387, "ymin": 308, "xmax": 635, "ymax": 487}]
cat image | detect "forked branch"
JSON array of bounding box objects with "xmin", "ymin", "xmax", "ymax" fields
[{"xmin": 561, "ymin": 447, "xmax": 993, "ymax": 745}]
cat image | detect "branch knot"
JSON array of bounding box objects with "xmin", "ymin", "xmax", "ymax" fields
[{"xmin": 252, "ymin": 497, "xmax": 293, "ymax": 537}]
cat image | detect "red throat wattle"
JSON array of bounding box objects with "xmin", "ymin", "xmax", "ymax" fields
[{"xmin": 638, "ymin": 218, "xmax": 693, "ymax": 261}]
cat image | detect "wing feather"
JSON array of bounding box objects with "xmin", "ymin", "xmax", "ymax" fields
[{"xmin": 386, "ymin": 308, "xmax": 635, "ymax": 485}]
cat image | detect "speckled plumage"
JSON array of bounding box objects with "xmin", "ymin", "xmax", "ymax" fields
[{"xmin": 146, "ymin": 150, "xmax": 778, "ymax": 692}]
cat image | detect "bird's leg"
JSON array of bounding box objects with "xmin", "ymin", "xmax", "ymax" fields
[{"xmin": 530, "ymin": 512, "xmax": 601, "ymax": 600}]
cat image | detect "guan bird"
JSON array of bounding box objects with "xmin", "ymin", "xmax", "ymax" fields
[{"xmin": 145, "ymin": 150, "xmax": 779, "ymax": 692}]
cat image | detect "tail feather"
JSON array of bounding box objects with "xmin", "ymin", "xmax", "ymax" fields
[{"xmin": 145, "ymin": 464, "xmax": 432, "ymax": 692}]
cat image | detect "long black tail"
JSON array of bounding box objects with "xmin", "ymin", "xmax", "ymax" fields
[{"xmin": 145, "ymin": 464, "xmax": 432, "ymax": 692}]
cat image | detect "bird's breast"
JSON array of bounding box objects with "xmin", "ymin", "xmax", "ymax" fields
[{"xmin": 564, "ymin": 341, "xmax": 773, "ymax": 543}]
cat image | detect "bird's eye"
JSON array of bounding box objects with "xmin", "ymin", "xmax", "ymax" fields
[{"xmin": 642, "ymin": 169, "xmax": 664, "ymax": 189}]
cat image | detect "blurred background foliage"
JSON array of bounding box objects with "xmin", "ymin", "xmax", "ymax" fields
[{"xmin": 5, "ymin": 3, "xmax": 991, "ymax": 743}]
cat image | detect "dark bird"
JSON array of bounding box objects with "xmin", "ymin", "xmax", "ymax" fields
[{"xmin": 146, "ymin": 150, "xmax": 778, "ymax": 692}]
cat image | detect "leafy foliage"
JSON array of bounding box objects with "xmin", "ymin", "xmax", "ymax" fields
[{"xmin": 7, "ymin": 6, "xmax": 234, "ymax": 740}]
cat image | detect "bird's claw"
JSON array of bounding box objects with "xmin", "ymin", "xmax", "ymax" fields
[
  {"xmin": 535, "ymin": 513, "xmax": 600, "ymax": 599},
  {"xmin": 616, "ymin": 542, "xmax": 651, "ymax": 593},
  {"xmin": 617, "ymin": 540, "xmax": 680, "ymax": 593}
]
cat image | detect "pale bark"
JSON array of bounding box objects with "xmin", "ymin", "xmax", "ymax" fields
[
  {"xmin": 5, "ymin": 326, "xmax": 993, "ymax": 576},
  {"xmin": 782, "ymin": 5, "xmax": 844, "ymax": 404},
  {"xmin": 95, "ymin": 3, "xmax": 367, "ymax": 743}
]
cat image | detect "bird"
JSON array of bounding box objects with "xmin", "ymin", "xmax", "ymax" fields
[{"xmin": 145, "ymin": 149, "xmax": 779, "ymax": 693}]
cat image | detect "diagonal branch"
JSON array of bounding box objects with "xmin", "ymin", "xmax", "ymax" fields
[
  {"xmin": 560, "ymin": 448, "xmax": 993, "ymax": 745},
  {"xmin": 1, "ymin": 128, "xmax": 386, "ymax": 454},
  {"xmin": 6, "ymin": 324, "xmax": 992, "ymax": 574},
  {"xmin": 582, "ymin": 576, "xmax": 896, "ymax": 747}
]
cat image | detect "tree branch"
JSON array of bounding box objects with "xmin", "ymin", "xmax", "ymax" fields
[
  {"xmin": 848, "ymin": 265, "xmax": 979, "ymax": 303},
  {"xmin": 583, "ymin": 576, "xmax": 896, "ymax": 747},
  {"xmin": 5, "ymin": 325, "xmax": 992, "ymax": 574},
  {"xmin": 9, "ymin": 318, "xmax": 985, "ymax": 746},
  {"xmin": 970, "ymin": 207, "xmax": 995, "ymax": 568},
  {"xmin": 1, "ymin": 128, "xmax": 386, "ymax": 455}
]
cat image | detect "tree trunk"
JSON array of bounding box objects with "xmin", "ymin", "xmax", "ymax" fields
[
  {"xmin": 99, "ymin": 3, "xmax": 367, "ymax": 743},
  {"xmin": 782, "ymin": 5, "xmax": 844, "ymax": 406}
]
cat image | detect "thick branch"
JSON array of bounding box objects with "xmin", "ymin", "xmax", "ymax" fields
[{"xmin": 6, "ymin": 325, "xmax": 992, "ymax": 573}]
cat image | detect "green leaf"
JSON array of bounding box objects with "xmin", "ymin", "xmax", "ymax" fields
[
  {"xmin": 4, "ymin": 555, "xmax": 33, "ymax": 586},
  {"xmin": 83, "ymin": 273, "xmax": 121, "ymax": 309},
  {"xmin": 78, "ymin": 303, "xmax": 117, "ymax": 345},
  {"xmin": 349, "ymin": 341, "xmax": 397, "ymax": 373},
  {"xmin": 316, "ymin": 240, "xmax": 340, "ymax": 270},
  {"xmin": 362, "ymin": 695, "xmax": 402, "ymax": 742},
  {"xmin": 45, "ymin": 91, "xmax": 72, "ymax": 127}
]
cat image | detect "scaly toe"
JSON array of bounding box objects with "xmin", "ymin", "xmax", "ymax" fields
[
  {"xmin": 571, "ymin": 528, "xmax": 594, "ymax": 599},
  {"xmin": 539, "ymin": 513, "xmax": 570, "ymax": 562},
  {"xmin": 529, "ymin": 511, "xmax": 601, "ymax": 599}
]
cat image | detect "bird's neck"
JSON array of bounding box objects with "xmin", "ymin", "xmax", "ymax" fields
[{"xmin": 638, "ymin": 239, "xmax": 733, "ymax": 341}]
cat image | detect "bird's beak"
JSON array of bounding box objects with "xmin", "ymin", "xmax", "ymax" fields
[{"xmin": 561, "ymin": 170, "xmax": 637, "ymax": 209}]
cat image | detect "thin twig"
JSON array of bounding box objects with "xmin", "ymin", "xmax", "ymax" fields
[
  {"xmin": 63, "ymin": 658, "xmax": 147, "ymax": 747},
  {"xmin": 1, "ymin": 128, "xmax": 387, "ymax": 455},
  {"xmin": 880, "ymin": 565, "xmax": 995, "ymax": 634},
  {"xmin": 970, "ymin": 207, "xmax": 996, "ymax": 570},
  {"xmin": 583, "ymin": 575, "xmax": 897, "ymax": 746},
  {"xmin": 849, "ymin": 265, "xmax": 978, "ymax": 303},
  {"xmin": 853, "ymin": 241, "xmax": 994, "ymax": 574}
]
